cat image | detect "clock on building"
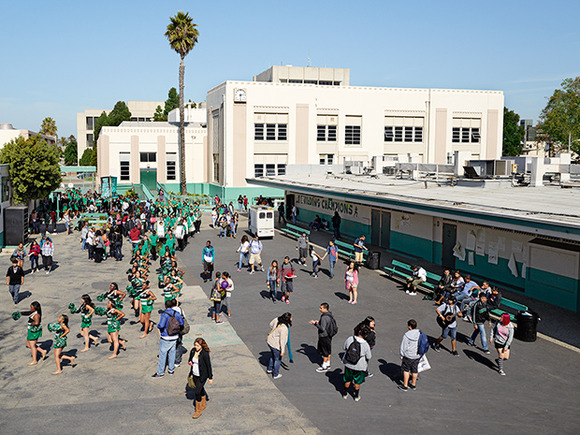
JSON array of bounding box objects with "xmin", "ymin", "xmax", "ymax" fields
[{"xmin": 234, "ymin": 88, "xmax": 247, "ymax": 103}]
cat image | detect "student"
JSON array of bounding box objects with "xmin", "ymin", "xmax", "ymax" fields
[
  {"xmin": 310, "ymin": 246, "xmax": 323, "ymax": 279},
  {"xmin": 406, "ymin": 264, "xmax": 427, "ymax": 296},
  {"xmin": 139, "ymin": 282, "xmax": 157, "ymax": 339},
  {"xmin": 467, "ymin": 293, "xmax": 492, "ymax": 353},
  {"xmin": 105, "ymin": 299, "xmax": 126, "ymax": 359},
  {"xmin": 50, "ymin": 314, "xmax": 76, "ymax": 375},
  {"xmin": 266, "ymin": 312, "xmax": 292, "ymax": 380},
  {"xmin": 23, "ymin": 301, "xmax": 47, "ymax": 365},
  {"xmin": 345, "ymin": 261, "xmax": 359, "ymax": 304},
  {"xmin": 267, "ymin": 260, "xmax": 280, "ymax": 303},
  {"xmin": 309, "ymin": 302, "xmax": 337, "ymax": 373},
  {"xmin": 222, "ymin": 272, "xmax": 234, "ymax": 318},
  {"xmin": 353, "ymin": 235, "xmax": 368, "ymax": 264},
  {"xmin": 189, "ymin": 338, "xmax": 214, "ymax": 419},
  {"xmin": 398, "ymin": 319, "xmax": 421, "ymax": 391},
  {"xmin": 153, "ymin": 299, "xmax": 184, "ymax": 377},
  {"xmin": 296, "ymin": 233, "xmax": 309, "ymax": 266},
  {"xmin": 40, "ymin": 234, "xmax": 55, "ymax": 274},
  {"xmin": 279, "ymin": 256, "xmax": 296, "ymax": 304},
  {"xmin": 341, "ymin": 323, "xmax": 372, "ymax": 401},
  {"xmin": 490, "ymin": 313, "xmax": 514, "ymax": 376},
  {"xmin": 28, "ymin": 240, "xmax": 41, "ymax": 274},
  {"xmin": 236, "ymin": 235, "xmax": 250, "ymax": 271},
  {"xmin": 6, "ymin": 258, "xmax": 24, "ymax": 305},
  {"xmin": 248, "ymin": 236, "xmax": 264, "ymax": 274},
  {"xmin": 202, "ymin": 241, "xmax": 215, "ymax": 283},
  {"xmin": 77, "ymin": 294, "xmax": 99, "ymax": 352},
  {"xmin": 210, "ymin": 272, "xmax": 224, "ymax": 324},
  {"xmin": 432, "ymin": 295, "xmax": 463, "ymax": 356},
  {"xmin": 322, "ymin": 240, "xmax": 338, "ymax": 279}
]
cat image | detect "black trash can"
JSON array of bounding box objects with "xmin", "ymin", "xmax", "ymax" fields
[
  {"xmin": 515, "ymin": 311, "xmax": 539, "ymax": 342},
  {"xmin": 367, "ymin": 251, "xmax": 381, "ymax": 270}
]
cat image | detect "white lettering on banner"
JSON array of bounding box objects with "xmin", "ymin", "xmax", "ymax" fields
[{"xmin": 295, "ymin": 194, "xmax": 370, "ymax": 224}]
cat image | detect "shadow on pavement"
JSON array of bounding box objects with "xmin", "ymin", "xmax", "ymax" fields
[
  {"xmin": 378, "ymin": 358, "xmax": 401, "ymax": 384},
  {"xmin": 325, "ymin": 368, "xmax": 344, "ymax": 392},
  {"xmin": 463, "ymin": 349, "xmax": 496, "ymax": 371},
  {"xmin": 334, "ymin": 292, "xmax": 349, "ymax": 301},
  {"xmin": 296, "ymin": 343, "xmax": 321, "ymax": 365}
]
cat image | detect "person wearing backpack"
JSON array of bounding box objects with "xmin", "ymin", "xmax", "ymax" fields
[
  {"xmin": 398, "ymin": 319, "xmax": 428, "ymax": 391},
  {"xmin": 152, "ymin": 299, "xmax": 184, "ymax": 378},
  {"xmin": 341, "ymin": 323, "xmax": 372, "ymax": 401},
  {"xmin": 309, "ymin": 302, "xmax": 338, "ymax": 373}
]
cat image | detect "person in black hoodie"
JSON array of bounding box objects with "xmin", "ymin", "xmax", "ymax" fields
[
  {"xmin": 467, "ymin": 293, "xmax": 492, "ymax": 353},
  {"xmin": 189, "ymin": 337, "xmax": 213, "ymax": 419}
]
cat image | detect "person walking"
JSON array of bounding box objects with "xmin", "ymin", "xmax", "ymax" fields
[
  {"xmin": 353, "ymin": 235, "xmax": 368, "ymax": 265},
  {"xmin": 210, "ymin": 272, "xmax": 225, "ymax": 324},
  {"xmin": 432, "ymin": 295, "xmax": 463, "ymax": 356},
  {"xmin": 266, "ymin": 312, "xmax": 292, "ymax": 380},
  {"xmin": 153, "ymin": 299, "xmax": 184, "ymax": 377},
  {"xmin": 279, "ymin": 256, "xmax": 296, "ymax": 304},
  {"xmin": 189, "ymin": 338, "xmax": 214, "ymax": 419},
  {"xmin": 13, "ymin": 243, "xmax": 26, "ymax": 269},
  {"xmin": 345, "ymin": 261, "xmax": 359, "ymax": 304},
  {"xmin": 398, "ymin": 319, "xmax": 423, "ymax": 391},
  {"xmin": 236, "ymin": 235, "xmax": 250, "ymax": 271},
  {"xmin": 202, "ymin": 241, "xmax": 215, "ymax": 283},
  {"xmin": 296, "ymin": 233, "xmax": 308, "ymax": 266},
  {"xmin": 341, "ymin": 323, "xmax": 372, "ymax": 401},
  {"xmin": 222, "ymin": 272, "xmax": 233, "ymax": 318},
  {"xmin": 267, "ymin": 260, "xmax": 280, "ymax": 303},
  {"xmin": 309, "ymin": 302, "xmax": 337, "ymax": 373},
  {"xmin": 40, "ymin": 234, "xmax": 54, "ymax": 274},
  {"xmin": 248, "ymin": 236, "xmax": 264, "ymax": 274},
  {"xmin": 6, "ymin": 258, "xmax": 24, "ymax": 304},
  {"xmin": 467, "ymin": 293, "xmax": 492, "ymax": 354},
  {"xmin": 22, "ymin": 301, "xmax": 47, "ymax": 364},
  {"xmin": 310, "ymin": 246, "xmax": 323, "ymax": 279},
  {"xmin": 86, "ymin": 227, "xmax": 95, "ymax": 261},
  {"xmin": 322, "ymin": 240, "xmax": 338, "ymax": 279},
  {"xmin": 490, "ymin": 313, "xmax": 515, "ymax": 376}
]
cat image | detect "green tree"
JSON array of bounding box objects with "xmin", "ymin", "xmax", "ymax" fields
[
  {"xmin": 40, "ymin": 117, "xmax": 58, "ymax": 137},
  {"xmin": 64, "ymin": 135, "xmax": 78, "ymax": 165},
  {"xmin": 153, "ymin": 105, "xmax": 166, "ymax": 121},
  {"xmin": 78, "ymin": 147, "xmax": 96, "ymax": 166},
  {"xmin": 94, "ymin": 101, "xmax": 132, "ymax": 141},
  {"xmin": 164, "ymin": 87, "xmax": 180, "ymax": 117},
  {"xmin": 539, "ymin": 77, "xmax": 580, "ymax": 155},
  {"xmin": 0, "ymin": 135, "xmax": 62, "ymax": 204},
  {"xmin": 502, "ymin": 107, "xmax": 525, "ymax": 156},
  {"xmin": 166, "ymin": 11, "xmax": 199, "ymax": 194}
]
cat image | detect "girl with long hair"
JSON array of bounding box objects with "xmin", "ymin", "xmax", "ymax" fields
[
  {"xmin": 189, "ymin": 337, "xmax": 213, "ymax": 419},
  {"xmin": 267, "ymin": 260, "xmax": 280, "ymax": 303},
  {"xmin": 78, "ymin": 294, "xmax": 99, "ymax": 352},
  {"xmin": 139, "ymin": 281, "xmax": 156, "ymax": 339},
  {"xmin": 106, "ymin": 299, "xmax": 126, "ymax": 359},
  {"xmin": 345, "ymin": 261, "xmax": 359, "ymax": 304},
  {"xmin": 266, "ymin": 312, "xmax": 292, "ymax": 380},
  {"xmin": 50, "ymin": 314, "xmax": 76, "ymax": 375},
  {"xmin": 25, "ymin": 301, "xmax": 47, "ymax": 365}
]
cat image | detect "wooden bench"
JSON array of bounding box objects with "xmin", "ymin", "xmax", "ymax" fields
[
  {"xmin": 80, "ymin": 213, "xmax": 107, "ymax": 220},
  {"xmin": 383, "ymin": 259, "xmax": 441, "ymax": 294},
  {"xmin": 334, "ymin": 239, "xmax": 369, "ymax": 263},
  {"xmin": 490, "ymin": 298, "xmax": 529, "ymax": 322},
  {"xmin": 280, "ymin": 224, "xmax": 310, "ymax": 240}
]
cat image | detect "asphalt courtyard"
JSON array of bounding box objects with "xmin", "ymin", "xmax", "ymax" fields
[
  {"xmin": 1, "ymin": 216, "xmax": 579, "ymax": 434},
  {"xmin": 179, "ymin": 216, "xmax": 580, "ymax": 434}
]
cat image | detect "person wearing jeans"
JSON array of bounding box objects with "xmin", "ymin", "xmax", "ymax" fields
[
  {"xmin": 323, "ymin": 241, "xmax": 338, "ymax": 279},
  {"xmin": 467, "ymin": 293, "xmax": 492, "ymax": 353},
  {"xmin": 6, "ymin": 258, "xmax": 24, "ymax": 304},
  {"xmin": 153, "ymin": 300, "xmax": 184, "ymax": 378},
  {"xmin": 266, "ymin": 313, "xmax": 292, "ymax": 380}
]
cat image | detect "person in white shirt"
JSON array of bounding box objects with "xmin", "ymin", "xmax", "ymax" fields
[{"xmin": 406, "ymin": 264, "xmax": 427, "ymax": 296}]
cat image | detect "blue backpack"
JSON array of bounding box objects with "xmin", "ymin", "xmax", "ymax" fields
[{"xmin": 417, "ymin": 331, "xmax": 429, "ymax": 355}]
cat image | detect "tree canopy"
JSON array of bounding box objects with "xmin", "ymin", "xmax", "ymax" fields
[
  {"xmin": 40, "ymin": 117, "xmax": 57, "ymax": 137},
  {"xmin": 539, "ymin": 77, "xmax": 580, "ymax": 155},
  {"xmin": 502, "ymin": 107, "xmax": 525, "ymax": 156},
  {"xmin": 78, "ymin": 147, "xmax": 97, "ymax": 166},
  {"xmin": 0, "ymin": 135, "xmax": 62, "ymax": 204},
  {"xmin": 164, "ymin": 87, "xmax": 180, "ymax": 117},
  {"xmin": 63, "ymin": 135, "xmax": 78, "ymax": 166},
  {"xmin": 94, "ymin": 101, "xmax": 132, "ymax": 141}
]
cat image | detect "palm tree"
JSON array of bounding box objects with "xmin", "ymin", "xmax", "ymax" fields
[{"xmin": 165, "ymin": 12, "xmax": 199, "ymax": 195}]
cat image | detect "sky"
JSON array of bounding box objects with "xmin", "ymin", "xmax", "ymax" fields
[{"xmin": 1, "ymin": 0, "xmax": 579, "ymax": 138}]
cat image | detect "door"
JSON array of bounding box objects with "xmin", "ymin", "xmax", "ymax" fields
[
  {"xmin": 442, "ymin": 223, "xmax": 457, "ymax": 269},
  {"xmin": 285, "ymin": 194, "xmax": 294, "ymax": 219},
  {"xmin": 140, "ymin": 169, "xmax": 157, "ymax": 192},
  {"xmin": 371, "ymin": 209, "xmax": 381, "ymax": 245},
  {"xmin": 380, "ymin": 212, "xmax": 391, "ymax": 249}
]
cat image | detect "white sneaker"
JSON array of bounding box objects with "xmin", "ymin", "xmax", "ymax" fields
[
  {"xmin": 273, "ymin": 374, "xmax": 282, "ymax": 380},
  {"xmin": 409, "ymin": 292, "xmax": 416, "ymax": 296},
  {"xmin": 266, "ymin": 369, "xmax": 272, "ymax": 374},
  {"xmin": 405, "ymin": 290, "xmax": 410, "ymax": 294},
  {"xmin": 316, "ymin": 366, "xmax": 330, "ymax": 373}
]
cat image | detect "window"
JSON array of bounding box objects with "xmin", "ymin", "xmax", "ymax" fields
[
  {"xmin": 317, "ymin": 125, "xmax": 326, "ymax": 141},
  {"xmin": 266, "ymin": 124, "xmax": 276, "ymax": 140},
  {"xmin": 394, "ymin": 127, "xmax": 403, "ymax": 142},
  {"xmin": 461, "ymin": 128, "xmax": 470, "ymax": 143},
  {"xmin": 384, "ymin": 126, "xmax": 394, "ymax": 142},
  {"xmin": 471, "ymin": 128, "xmax": 480, "ymax": 142},
  {"xmin": 140, "ymin": 152, "xmax": 156, "ymax": 162},
  {"xmin": 254, "ymin": 123, "xmax": 264, "ymax": 140},
  {"xmin": 213, "ymin": 154, "xmax": 219, "ymax": 183},
  {"xmin": 319, "ymin": 154, "xmax": 334, "ymax": 165},
  {"xmin": 120, "ymin": 152, "xmax": 130, "ymax": 181},
  {"xmin": 328, "ymin": 125, "xmax": 337, "ymax": 141},
  {"xmin": 166, "ymin": 152, "xmax": 176, "ymax": 181},
  {"xmin": 345, "ymin": 126, "xmax": 360, "ymax": 144},
  {"xmin": 278, "ymin": 124, "xmax": 287, "ymax": 141},
  {"xmin": 86, "ymin": 133, "xmax": 94, "ymax": 147},
  {"xmin": 277, "ymin": 163, "xmax": 286, "ymax": 175},
  {"xmin": 86, "ymin": 117, "xmax": 94, "ymax": 130},
  {"xmin": 452, "ymin": 127, "xmax": 461, "ymax": 143},
  {"xmin": 254, "ymin": 164, "xmax": 264, "ymax": 177},
  {"xmin": 327, "ymin": 154, "xmax": 334, "ymax": 165},
  {"xmin": 404, "ymin": 127, "xmax": 413, "ymax": 142},
  {"xmin": 414, "ymin": 127, "xmax": 423, "ymax": 142},
  {"xmin": 317, "ymin": 115, "xmax": 338, "ymax": 142},
  {"xmin": 266, "ymin": 163, "xmax": 276, "ymax": 176}
]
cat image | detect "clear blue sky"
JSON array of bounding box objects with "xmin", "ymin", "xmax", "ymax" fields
[{"xmin": 1, "ymin": 0, "xmax": 579, "ymax": 138}]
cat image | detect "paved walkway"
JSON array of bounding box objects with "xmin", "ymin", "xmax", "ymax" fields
[{"xmin": 0, "ymin": 228, "xmax": 317, "ymax": 434}]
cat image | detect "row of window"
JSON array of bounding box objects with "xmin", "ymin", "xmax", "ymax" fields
[
  {"xmin": 254, "ymin": 123, "xmax": 287, "ymax": 141},
  {"xmin": 254, "ymin": 163, "xmax": 286, "ymax": 177},
  {"xmin": 452, "ymin": 127, "xmax": 480, "ymax": 143},
  {"xmin": 119, "ymin": 152, "xmax": 177, "ymax": 181},
  {"xmin": 384, "ymin": 126, "xmax": 423, "ymax": 143}
]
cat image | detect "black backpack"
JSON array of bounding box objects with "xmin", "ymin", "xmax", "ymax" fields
[
  {"xmin": 344, "ymin": 337, "xmax": 361, "ymax": 365},
  {"xmin": 324, "ymin": 313, "xmax": 338, "ymax": 338}
]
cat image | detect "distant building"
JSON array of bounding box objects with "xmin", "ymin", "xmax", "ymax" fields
[
  {"xmin": 76, "ymin": 100, "xmax": 164, "ymax": 152},
  {"xmin": 0, "ymin": 123, "xmax": 57, "ymax": 147}
]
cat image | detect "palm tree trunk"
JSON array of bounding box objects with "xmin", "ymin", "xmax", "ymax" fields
[{"xmin": 179, "ymin": 57, "xmax": 186, "ymax": 195}]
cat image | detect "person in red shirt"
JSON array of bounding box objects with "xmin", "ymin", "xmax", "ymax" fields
[{"xmin": 129, "ymin": 227, "xmax": 141, "ymax": 251}]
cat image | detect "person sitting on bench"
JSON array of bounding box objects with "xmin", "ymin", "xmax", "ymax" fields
[
  {"xmin": 485, "ymin": 286, "xmax": 502, "ymax": 310},
  {"xmin": 406, "ymin": 265, "xmax": 426, "ymax": 296},
  {"xmin": 435, "ymin": 269, "xmax": 453, "ymax": 304},
  {"xmin": 308, "ymin": 215, "xmax": 323, "ymax": 231},
  {"xmin": 455, "ymin": 275, "xmax": 479, "ymax": 303}
]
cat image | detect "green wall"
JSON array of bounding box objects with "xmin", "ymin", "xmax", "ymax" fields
[
  {"xmin": 391, "ymin": 231, "xmax": 433, "ymax": 262},
  {"xmin": 526, "ymin": 268, "xmax": 579, "ymax": 312}
]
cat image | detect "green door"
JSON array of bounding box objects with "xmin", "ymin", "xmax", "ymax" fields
[{"xmin": 140, "ymin": 169, "xmax": 157, "ymax": 191}]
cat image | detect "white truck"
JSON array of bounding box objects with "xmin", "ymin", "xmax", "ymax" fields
[{"xmin": 248, "ymin": 205, "xmax": 275, "ymax": 238}]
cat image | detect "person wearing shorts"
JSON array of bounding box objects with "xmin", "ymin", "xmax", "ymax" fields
[
  {"xmin": 432, "ymin": 296, "xmax": 462, "ymax": 356},
  {"xmin": 398, "ymin": 319, "xmax": 421, "ymax": 391},
  {"xmin": 309, "ymin": 303, "xmax": 336, "ymax": 372},
  {"xmin": 341, "ymin": 323, "xmax": 372, "ymax": 402},
  {"xmin": 249, "ymin": 236, "xmax": 264, "ymax": 274}
]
